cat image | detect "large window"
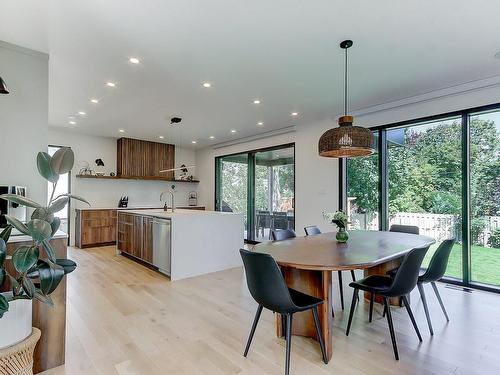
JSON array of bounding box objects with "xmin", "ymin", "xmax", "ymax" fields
[
  {"xmin": 216, "ymin": 144, "xmax": 295, "ymax": 242},
  {"xmin": 347, "ymin": 131, "xmax": 379, "ymax": 230},
  {"xmin": 344, "ymin": 104, "xmax": 500, "ymax": 291},
  {"xmin": 387, "ymin": 118, "xmax": 462, "ymax": 279},
  {"xmin": 469, "ymin": 111, "xmax": 500, "ymax": 286}
]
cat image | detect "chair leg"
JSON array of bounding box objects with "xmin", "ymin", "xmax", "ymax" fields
[
  {"xmin": 401, "ymin": 295, "xmax": 422, "ymax": 342},
  {"xmin": 417, "ymin": 283, "xmax": 434, "ymax": 335},
  {"xmin": 281, "ymin": 314, "xmax": 287, "ymax": 339},
  {"xmin": 285, "ymin": 314, "xmax": 293, "ymax": 375},
  {"xmin": 338, "ymin": 271, "xmax": 344, "ymax": 310},
  {"xmin": 350, "ymin": 270, "xmax": 359, "ymax": 301},
  {"xmin": 383, "ymin": 297, "xmax": 399, "ymax": 360},
  {"xmin": 346, "ymin": 288, "xmax": 359, "ymax": 336},
  {"xmin": 369, "ymin": 293, "xmax": 374, "ymax": 323},
  {"xmin": 312, "ymin": 307, "xmax": 328, "ymax": 364},
  {"xmin": 431, "ymin": 282, "xmax": 449, "ymax": 322},
  {"xmin": 244, "ymin": 305, "xmax": 263, "ymax": 357},
  {"xmin": 382, "ymin": 303, "xmax": 387, "ymax": 318}
]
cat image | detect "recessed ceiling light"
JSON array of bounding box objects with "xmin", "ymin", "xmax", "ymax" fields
[
  {"xmin": 129, "ymin": 57, "xmax": 140, "ymax": 64},
  {"xmin": 253, "ymin": 99, "xmax": 261, "ymax": 104},
  {"xmin": 291, "ymin": 112, "xmax": 299, "ymax": 116},
  {"xmin": 158, "ymin": 136, "xmax": 164, "ymax": 139},
  {"xmin": 118, "ymin": 129, "xmax": 125, "ymax": 133},
  {"xmin": 257, "ymin": 121, "xmax": 264, "ymax": 126},
  {"xmin": 69, "ymin": 121, "xmax": 76, "ymax": 125},
  {"xmin": 209, "ymin": 135, "xmax": 215, "ymax": 139},
  {"xmin": 90, "ymin": 98, "xmax": 99, "ymax": 104},
  {"xmin": 231, "ymin": 129, "xmax": 237, "ymax": 133},
  {"xmin": 202, "ymin": 82, "xmax": 212, "ymax": 88},
  {"xmin": 78, "ymin": 111, "xmax": 86, "ymax": 116},
  {"xmin": 106, "ymin": 82, "xmax": 116, "ymax": 87},
  {"xmin": 191, "ymin": 140, "xmax": 197, "ymax": 144}
]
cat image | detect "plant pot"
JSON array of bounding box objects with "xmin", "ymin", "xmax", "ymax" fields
[
  {"xmin": 336, "ymin": 228, "xmax": 349, "ymax": 243},
  {"xmin": 0, "ymin": 299, "xmax": 32, "ymax": 350},
  {"xmin": 0, "ymin": 327, "xmax": 40, "ymax": 375}
]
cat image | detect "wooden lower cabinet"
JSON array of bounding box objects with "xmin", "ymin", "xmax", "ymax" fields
[
  {"xmin": 142, "ymin": 216, "xmax": 153, "ymax": 263},
  {"xmin": 117, "ymin": 212, "xmax": 153, "ymax": 264},
  {"xmin": 75, "ymin": 209, "xmax": 117, "ymax": 248}
]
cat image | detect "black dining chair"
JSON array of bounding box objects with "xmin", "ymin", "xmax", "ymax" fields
[
  {"xmin": 346, "ymin": 245, "xmax": 430, "ymax": 360},
  {"xmin": 389, "ymin": 224, "xmax": 420, "ymax": 235},
  {"xmin": 271, "ymin": 229, "xmax": 296, "ymax": 241},
  {"xmin": 387, "ymin": 239, "xmax": 455, "ymax": 335},
  {"xmin": 240, "ymin": 249, "xmax": 327, "ymax": 375},
  {"xmin": 304, "ymin": 225, "xmax": 356, "ymax": 312}
]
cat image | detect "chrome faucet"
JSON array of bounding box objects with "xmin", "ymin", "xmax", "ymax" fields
[{"xmin": 160, "ymin": 190, "xmax": 175, "ymax": 212}]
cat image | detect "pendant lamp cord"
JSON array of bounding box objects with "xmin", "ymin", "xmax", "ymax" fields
[{"xmin": 344, "ymin": 46, "xmax": 348, "ymax": 116}]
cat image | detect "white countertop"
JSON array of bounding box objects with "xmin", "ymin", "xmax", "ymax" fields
[
  {"xmin": 124, "ymin": 209, "xmax": 236, "ymax": 219},
  {"xmin": 75, "ymin": 205, "xmax": 205, "ymax": 211},
  {"xmin": 7, "ymin": 230, "xmax": 68, "ymax": 243}
]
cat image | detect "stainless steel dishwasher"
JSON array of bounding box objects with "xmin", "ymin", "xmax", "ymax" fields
[{"xmin": 152, "ymin": 218, "xmax": 171, "ymax": 276}]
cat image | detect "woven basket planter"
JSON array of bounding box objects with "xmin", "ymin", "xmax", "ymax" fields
[{"xmin": 0, "ymin": 328, "xmax": 40, "ymax": 375}]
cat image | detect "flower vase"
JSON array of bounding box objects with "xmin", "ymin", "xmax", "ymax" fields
[{"xmin": 336, "ymin": 227, "xmax": 349, "ymax": 243}]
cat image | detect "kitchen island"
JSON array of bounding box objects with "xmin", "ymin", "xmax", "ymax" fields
[{"xmin": 117, "ymin": 209, "xmax": 244, "ymax": 281}]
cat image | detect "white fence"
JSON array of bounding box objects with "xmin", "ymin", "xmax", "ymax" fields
[{"xmin": 350, "ymin": 212, "xmax": 500, "ymax": 246}]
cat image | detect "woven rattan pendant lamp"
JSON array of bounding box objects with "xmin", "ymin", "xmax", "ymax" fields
[{"xmin": 318, "ymin": 40, "xmax": 374, "ymax": 158}]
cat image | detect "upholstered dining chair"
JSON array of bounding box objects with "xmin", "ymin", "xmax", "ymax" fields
[{"xmin": 240, "ymin": 249, "xmax": 327, "ymax": 375}]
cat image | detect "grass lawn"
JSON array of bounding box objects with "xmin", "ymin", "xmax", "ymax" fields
[{"xmin": 423, "ymin": 243, "xmax": 500, "ymax": 286}]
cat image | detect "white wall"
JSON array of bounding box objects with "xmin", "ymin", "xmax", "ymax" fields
[
  {"xmin": 48, "ymin": 129, "xmax": 199, "ymax": 244},
  {"xmin": 196, "ymin": 83, "xmax": 500, "ymax": 236},
  {"xmin": 0, "ymin": 41, "xmax": 48, "ymax": 205}
]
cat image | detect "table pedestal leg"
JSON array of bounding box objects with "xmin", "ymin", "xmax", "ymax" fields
[
  {"xmin": 276, "ymin": 267, "xmax": 333, "ymax": 363},
  {"xmin": 364, "ymin": 258, "xmax": 403, "ymax": 306}
]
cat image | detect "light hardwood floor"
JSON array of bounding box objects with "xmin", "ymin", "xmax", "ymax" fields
[{"xmin": 41, "ymin": 246, "xmax": 500, "ymax": 375}]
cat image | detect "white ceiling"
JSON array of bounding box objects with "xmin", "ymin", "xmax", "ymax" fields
[{"xmin": 1, "ymin": 0, "xmax": 500, "ymax": 148}]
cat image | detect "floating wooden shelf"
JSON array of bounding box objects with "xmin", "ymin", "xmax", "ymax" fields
[{"xmin": 76, "ymin": 174, "xmax": 199, "ymax": 183}]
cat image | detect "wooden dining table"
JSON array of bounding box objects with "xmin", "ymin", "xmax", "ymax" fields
[{"xmin": 253, "ymin": 230, "xmax": 435, "ymax": 363}]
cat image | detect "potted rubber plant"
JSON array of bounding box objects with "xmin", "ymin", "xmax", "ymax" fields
[{"xmin": 0, "ymin": 147, "xmax": 88, "ymax": 374}]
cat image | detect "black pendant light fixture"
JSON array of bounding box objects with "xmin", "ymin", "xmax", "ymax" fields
[
  {"xmin": 0, "ymin": 76, "xmax": 9, "ymax": 94},
  {"xmin": 318, "ymin": 40, "xmax": 374, "ymax": 158}
]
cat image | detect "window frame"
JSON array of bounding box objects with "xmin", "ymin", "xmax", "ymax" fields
[{"xmin": 340, "ymin": 101, "xmax": 500, "ymax": 294}]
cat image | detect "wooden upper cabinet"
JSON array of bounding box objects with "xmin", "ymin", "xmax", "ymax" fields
[{"xmin": 117, "ymin": 137, "xmax": 175, "ymax": 179}]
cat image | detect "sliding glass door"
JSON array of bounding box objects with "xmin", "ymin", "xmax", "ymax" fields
[
  {"xmin": 216, "ymin": 144, "xmax": 295, "ymax": 242},
  {"xmin": 343, "ymin": 104, "xmax": 500, "ymax": 291},
  {"xmin": 387, "ymin": 118, "xmax": 462, "ymax": 279},
  {"xmin": 469, "ymin": 111, "xmax": 500, "ymax": 287},
  {"xmin": 346, "ymin": 131, "xmax": 379, "ymax": 230}
]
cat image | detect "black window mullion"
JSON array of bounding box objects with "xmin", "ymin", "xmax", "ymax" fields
[
  {"xmin": 461, "ymin": 113, "xmax": 471, "ymax": 285},
  {"xmin": 247, "ymin": 153, "xmax": 256, "ymax": 241},
  {"xmin": 378, "ymin": 129, "xmax": 388, "ymax": 231}
]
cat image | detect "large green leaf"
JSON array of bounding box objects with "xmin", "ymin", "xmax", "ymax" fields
[
  {"xmin": 22, "ymin": 276, "xmax": 35, "ymax": 298},
  {"xmin": 50, "ymin": 147, "xmax": 74, "ymax": 175},
  {"xmin": 48, "ymin": 196, "xmax": 69, "ymax": 213},
  {"xmin": 50, "ymin": 217, "xmax": 61, "ymax": 237},
  {"xmin": 37, "ymin": 152, "xmax": 59, "ymax": 183},
  {"xmin": 0, "ymin": 225, "xmax": 12, "ymax": 242},
  {"xmin": 41, "ymin": 240, "xmax": 57, "ymax": 262},
  {"xmin": 5, "ymin": 215, "xmax": 29, "ymax": 235},
  {"xmin": 56, "ymin": 258, "xmax": 77, "ymax": 275},
  {"xmin": 37, "ymin": 259, "xmax": 65, "ymax": 295},
  {"xmin": 0, "ymin": 293, "xmax": 8, "ymax": 318},
  {"xmin": 34, "ymin": 290, "xmax": 54, "ymax": 307},
  {"xmin": 27, "ymin": 219, "xmax": 52, "ymax": 242},
  {"xmin": 55, "ymin": 193, "xmax": 90, "ymax": 206},
  {"xmin": 0, "ymin": 238, "xmax": 6, "ymax": 267},
  {"xmin": 0, "ymin": 268, "xmax": 5, "ymax": 288},
  {"xmin": 31, "ymin": 207, "xmax": 54, "ymax": 223},
  {"xmin": 0, "ymin": 194, "xmax": 41, "ymax": 209},
  {"xmin": 12, "ymin": 245, "xmax": 39, "ymax": 273}
]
